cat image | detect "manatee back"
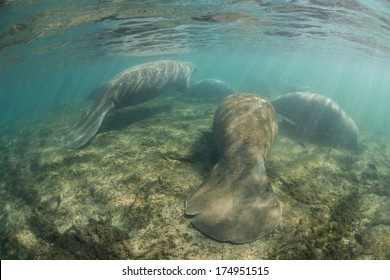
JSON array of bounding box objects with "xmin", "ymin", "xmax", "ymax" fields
[
  {"xmin": 186, "ymin": 94, "xmax": 281, "ymax": 243},
  {"xmin": 108, "ymin": 60, "xmax": 196, "ymax": 107},
  {"xmin": 213, "ymin": 94, "xmax": 277, "ymax": 158},
  {"xmin": 185, "ymin": 79, "xmax": 237, "ymax": 99}
]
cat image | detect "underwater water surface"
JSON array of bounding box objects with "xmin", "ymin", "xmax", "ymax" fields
[{"xmin": 0, "ymin": 0, "xmax": 389, "ymax": 259}]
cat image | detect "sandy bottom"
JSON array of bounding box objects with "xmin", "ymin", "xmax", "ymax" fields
[{"xmin": 0, "ymin": 97, "xmax": 389, "ymax": 259}]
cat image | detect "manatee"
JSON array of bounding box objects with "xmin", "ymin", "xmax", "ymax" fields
[
  {"xmin": 183, "ymin": 79, "xmax": 237, "ymax": 100},
  {"xmin": 272, "ymin": 92, "xmax": 358, "ymax": 150},
  {"xmin": 186, "ymin": 94, "xmax": 281, "ymax": 243},
  {"xmin": 66, "ymin": 60, "xmax": 196, "ymax": 148}
]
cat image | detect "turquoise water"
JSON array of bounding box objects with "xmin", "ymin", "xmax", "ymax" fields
[
  {"xmin": 0, "ymin": 0, "xmax": 389, "ymax": 259},
  {"xmin": 1, "ymin": 0, "xmax": 390, "ymax": 133}
]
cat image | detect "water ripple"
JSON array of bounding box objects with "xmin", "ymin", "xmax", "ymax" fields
[{"xmin": 0, "ymin": 0, "xmax": 389, "ymax": 65}]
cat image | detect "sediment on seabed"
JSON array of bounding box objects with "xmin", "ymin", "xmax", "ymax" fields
[{"xmin": 0, "ymin": 97, "xmax": 389, "ymax": 259}]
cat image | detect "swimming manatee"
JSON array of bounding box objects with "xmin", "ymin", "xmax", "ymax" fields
[
  {"xmin": 66, "ymin": 60, "xmax": 196, "ymax": 148},
  {"xmin": 271, "ymin": 92, "xmax": 358, "ymax": 150},
  {"xmin": 186, "ymin": 94, "xmax": 281, "ymax": 243},
  {"xmin": 183, "ymin": 79, "xmax": 237, "ymax": 100}
]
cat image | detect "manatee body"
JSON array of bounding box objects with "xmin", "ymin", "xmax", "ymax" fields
[
  {"xmin": 66, "ymin": 60, "xmax": 196, "ymax": 148},
  {"xmin": 272, "ymin": 92, "xmax": 358, "ymax": 150},
  {"xmin": 183, "ymin": 79, "xmax": 237, "ymax": 100},
  {"xmin": 186, "ymin": 94, "xmax": 281, "ymax": 243}
]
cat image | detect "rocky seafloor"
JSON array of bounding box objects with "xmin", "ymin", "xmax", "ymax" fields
[{"xmin": 0, "ymin": 96, "xmax": 389, "ymax": 259}]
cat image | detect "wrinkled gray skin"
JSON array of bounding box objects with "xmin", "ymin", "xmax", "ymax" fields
[
  {"xmin": 272, "ymin": 92, "xmax": 359, "ymax": 150},
  {"xmin": 186, "ymin": 94, "xmax": 281, "ymax": 243},
  {"xmin": 66, "ymin": 60, "xmax": 196, "ymax": 148},
  {"xmin": 183, "ymin": 79, "xmax": 237, "ymax": 100}
]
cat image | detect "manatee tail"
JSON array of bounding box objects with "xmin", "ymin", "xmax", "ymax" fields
[
  {"xmin": 66, "ymin": 97, "xmax": 115, "ymax": 149},
  {"xmin": 185, "ymin": 158, "xmax": 281, "ymax": 243}
]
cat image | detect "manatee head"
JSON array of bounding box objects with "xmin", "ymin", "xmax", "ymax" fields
[
  {"xmin": 333, "ymin": 113, "xmax": 359, "ymax": 150},
  {"xmin": 188, "ymin": 62, "xmax": 197, "ymax": 73}
]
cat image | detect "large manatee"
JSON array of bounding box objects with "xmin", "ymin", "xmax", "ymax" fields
[
  {"xmin": 66, "ymin": 60, "xmax": 196, "ymax": 148},
  {"xmin": 186, "ymin": 94, "xmax": 281, "ymax": 243},
  {"xmin": 272, "ymin": 92, "xmax": 358, "ymax": 150}
]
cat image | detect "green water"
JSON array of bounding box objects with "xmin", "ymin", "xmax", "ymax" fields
[
  {"xmin": 1, "ymin": 0, "xmax": 389, "ymax": 134},
  {"xmin": 0, "ymin": 0, "xmax": 389, "ymax": 259}
]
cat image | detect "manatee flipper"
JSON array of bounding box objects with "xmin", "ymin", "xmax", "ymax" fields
[
  {"xmin": 66, "ymin": 97, "xmax": 115, "ymax": 148},
  {"xmin": 185, "ymin": 158, "xmax": 281, "ymax": 244}
]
